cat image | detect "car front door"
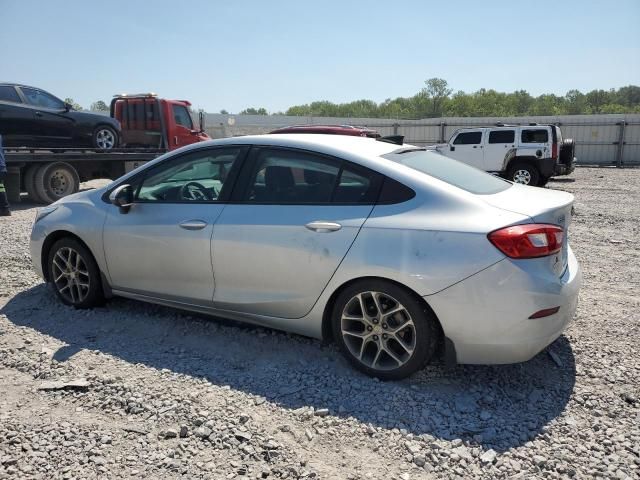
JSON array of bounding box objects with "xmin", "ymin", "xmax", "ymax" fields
[
  {"xmin": 484, "ymin": 129, "xmax": 516, "ymax": 172},
  {"xmin": 0, "ymin": 85, "xmax": 34, "ymax": 147},
  {"xmin": 103, "ymin": 146, "xmax": 246, "ymax": 304},
  {"xmin": 446, "ymin": 130, "xmax": 485, "ymax": 169},
  {"xmin": 18, "ymin": 87, "xmax": 74, "ymax": 145},
  {"xmin": 211, "ymin": 147, "xmax": 381, "ymax": 318}
]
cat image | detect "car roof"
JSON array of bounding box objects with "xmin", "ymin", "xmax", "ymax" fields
[{"xmin": 0, "ymin": 82, "xmax": 40, "ymax": 89}]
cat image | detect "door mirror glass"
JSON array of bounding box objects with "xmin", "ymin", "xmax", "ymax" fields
[{"xmin": 109, "ymin": 184, "xmax": 133, "ymax": 213}]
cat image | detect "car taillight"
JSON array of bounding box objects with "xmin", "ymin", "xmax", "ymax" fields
[
  {"xmin": 488, "ymin": 224, "xmax": 564, "ymax": 259},
  {"xmin": 551, "ymin": 142, "xmax": 558, "ymax": 160}
]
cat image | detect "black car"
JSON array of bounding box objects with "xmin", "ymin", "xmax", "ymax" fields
[{"xmin": 0, "ymin": 83, "xmax": 121, "ymax": 150}]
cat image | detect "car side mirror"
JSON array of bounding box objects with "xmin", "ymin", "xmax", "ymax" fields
[
  {"xmin": 109, "ymin": 184, "xmax": 133, "ymax": 213},
  {"xmin": 450, "ymin": 145, "xmax": 455, "ymax": 152},
  {"xmin": 199, "ymin": 111, "xmax": 205, "ymax": 133},
  {"xmin": 64, "ymin": 102, "xmax": 72, "ymax": 111}
]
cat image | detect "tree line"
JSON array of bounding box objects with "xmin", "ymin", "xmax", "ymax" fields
[{"xmin": 236, "ymin": 79, "xmax": 640, "ymax": 118}]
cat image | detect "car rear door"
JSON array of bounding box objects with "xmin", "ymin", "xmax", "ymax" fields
[
  {"xmin": 211, "ymin": 146, "xmax": 382, "ymax": 319},
  {"xmin": 18, "ymin": 86, "xmax": 74, "ymax": 145},
  {"xmin": 484, "ymin": 128, "xmax": 516, "ymax": 172},
  {"xmin": 103, "ymin": 146, "xmax": 246, "ymax": 304},
  {"xmin": 446, "ymin": 130, "xmax": 485, "ymax": 169},
  {"xmin": 0, "ymin": 85, "xmax": 34, "ymax": 147}
]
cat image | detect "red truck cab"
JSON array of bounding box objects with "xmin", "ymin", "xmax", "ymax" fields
[{"xmin": 111, "ymin": 93, "xmax": 210, "ymax": 150}]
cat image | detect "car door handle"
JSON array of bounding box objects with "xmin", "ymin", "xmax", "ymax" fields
[
  {"xmin": 305, "ymin": 221, "xmax": 342, "ymax": 232},
  {"xmin": 179, "ymin": 220, "xmax": 208, "ymax": 230},
  {"xmin": 35, "ymin": 111, "xmax": 43, "ymax": 117}
]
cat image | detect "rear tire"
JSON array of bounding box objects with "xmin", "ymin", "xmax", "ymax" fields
[
  {"xmin": 93, "ymin": 126, "xmax": 118, "ymax": 150},
  {"xmin": 331, "ymin": 279, "xmax": 440, "ymax": 380},
  {"xmin": 23, "ymin": 165, "xmax": 44, "ymax": 203},
  {"xmin": 508, "ymin": 161, "xmax": 540, "ymax": 186},
  {"xmin": 34, "ymin": 162, "xmax": 80, "ymax": 204},
  {"xmin": 47, "ymin": 237, "xmax": 104, "ymax": 309}
]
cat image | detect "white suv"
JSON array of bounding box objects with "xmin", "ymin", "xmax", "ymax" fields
[{"xmin": 435, "ymin": 124, "xmax": 576, "ymax": 186}]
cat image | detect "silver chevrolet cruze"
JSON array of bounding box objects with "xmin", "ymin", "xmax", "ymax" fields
[{"xmin": 30, "ymin": 134, "xmax": 581, "ymax": 379}]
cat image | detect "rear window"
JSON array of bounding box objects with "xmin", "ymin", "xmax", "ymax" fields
[
  {"xmin": 521, "ymin": 129, "xmax": 549, "ymax": 143},
  {"xmin": 382, "ymin": 149, "xmax": 510, "ymax": 195}
]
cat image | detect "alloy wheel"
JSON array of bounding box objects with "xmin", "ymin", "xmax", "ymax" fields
[
  {"xmin": 513, "ymin": 169, "xmax": 532, "ymax": 184},
  {"xmin": 95, "ymin": 129, "xmax": 115, "ymax": 149},
  {"xmin": 340, "ymin": 291, "xmax": 416, "ymax": 371},
  {"xmin": 51, "ymin": 247, "xmax": 91, "ymax": 304}
]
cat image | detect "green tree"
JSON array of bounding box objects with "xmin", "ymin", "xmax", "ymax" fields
[
  {"xmin": 219, "ymin": 109, "xmax": 229, "ymax": 114},
  {"xmin": 64, "ymin": 98, "xmax": 83, "ymax": 110},
  {"xmin": 283, "ymin": 82, "xmax": 640, "ymax": 118},
  {"xmin": 585, "ymin": 89, "xmax": 610, "ymax": 114},
  {"xmin": 422, "ymin": 78, "xmax": 452, "ymax": 117},
  {"xmin": 240, "ymin": 107, "xmax": 268, "ymax": 115},
  {"xmin": 90, "ymin": 100, "xmax": 109, "ymax": 111}
]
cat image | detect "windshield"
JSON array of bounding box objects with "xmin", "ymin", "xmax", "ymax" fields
[{"xmin": 382, "ymin": 149, "xmax": 511, "ymax": 195}]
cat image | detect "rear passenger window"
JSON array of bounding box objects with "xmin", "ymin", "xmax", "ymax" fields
[
  {"xmin": 521, "ymin": 129, "xmax": 549, "ymax": 143},
  {"xmin": 488, "ymin": 130, "xmax": 515, "ymax": 143},
  {"xmin": 243, "ymin": 148, "xmax": 381, "ymax": 204},
  {"xmin": 0, "ymin": 86, "xmax": 21, "ymax": 103},
  {"xmin": 453, "ymin": 132, "xmax": 482, "ymax": 145}
]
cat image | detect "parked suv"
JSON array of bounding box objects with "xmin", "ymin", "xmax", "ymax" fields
[
  {"xmin": 0, "ymin": 83, "xmax": 121, "ymax": 150},
  {"xmin": 436, "ymin": 124, "xmax": 576, "ymax": 186}
]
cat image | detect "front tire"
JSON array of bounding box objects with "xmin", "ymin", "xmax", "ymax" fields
[
  {"xmin": 47, "ymin": 237, "xmax": 104, "ymax": 308},
  {"xmin": 93, "ymin": 126, "xmax": 118, "ymax": 150},
  {"xmin": 332, "ymin": 280, "xmax": 440, "ymax": 380},
  {"xmin": 508, "ymin": 162, "xmax": 540, "ymax": 186}
]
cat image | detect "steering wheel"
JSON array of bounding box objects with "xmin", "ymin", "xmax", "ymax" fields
[{"xmin": 180, "ymin": 181, "xmax": 213, "ymax": 201}]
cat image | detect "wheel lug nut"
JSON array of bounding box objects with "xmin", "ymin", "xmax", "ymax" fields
[
  {"xmin": 367, "ymin": 326, "xmax": 373, "ymax": 331},
  {"xmin": 382, "ymin": 323, "xmax": 388, "ymax": 329},
  {"xmin": 382, "ymin": 333, "xmax": 388, "ymax": 339},
  {"xmin": 373, "ymin": 335, "xmax": 378, "ymax": 341},
  {"xmin": 372, "ymin": 318, "xmax": 379, "ymax": 324}
]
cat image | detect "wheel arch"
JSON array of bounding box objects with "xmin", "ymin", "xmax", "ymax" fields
[
  {"xmin": 321, "ymin": 276, "xmax": 445, "ymax": 346},
  {"xmin": 505, "ymin": 155, "xmax": 539, "ymax": 173},
  {"xmin": 41, "ymin": 230, "xmax": 96, "ymax": 282},
  {"xmin": 93, "ymin": 123, "xmax": 120, "ymax": 147}
]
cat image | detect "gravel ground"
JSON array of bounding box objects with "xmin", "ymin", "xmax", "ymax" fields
[{"xmin": 0, "ymin": 168, "xmax": 638, "ymax": 479}]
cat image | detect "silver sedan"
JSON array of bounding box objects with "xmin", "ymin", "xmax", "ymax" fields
[{"xmin": 29, "ymin": 134, "xmax": 581, "ymax": 379}]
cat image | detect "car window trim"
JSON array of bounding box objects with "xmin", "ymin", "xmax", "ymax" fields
[
  {"xmin": 228, "ymin": 145, "xmax": 383, "ymax": 206},
  {"xmin": 101, "ymin": 145, "xmax": 249, "ymax": 205}
]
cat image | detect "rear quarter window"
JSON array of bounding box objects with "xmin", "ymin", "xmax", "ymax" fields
[
  {"xmin": 382, "ymin": 149, "xmax": 510, "ymax": 195},
  {"xmin": 0, "ymin": 86, "xmax": 21, "ymax": 103},
  {"xmin": 521, "ymin": 129, "xmax": 549, "ymax": 143}
]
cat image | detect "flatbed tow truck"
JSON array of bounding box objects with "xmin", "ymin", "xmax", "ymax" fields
[{"xmin": 4, "ymin": 93, "xmax": 209, "ymax": 204}]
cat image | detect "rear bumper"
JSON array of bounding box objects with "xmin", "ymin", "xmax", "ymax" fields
[
  {"xmin": 427, "ymin": 246, "xmax": 581, "ymax": 364},
  {"xmin": 554, "ymin": 157, "xmax": 577, "ymax": 176}
]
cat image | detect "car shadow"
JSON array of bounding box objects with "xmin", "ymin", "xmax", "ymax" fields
[{"xmin": 1, "ymin": 284, "xmax": 576, "ymax": 452}]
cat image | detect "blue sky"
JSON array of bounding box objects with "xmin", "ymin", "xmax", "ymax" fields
[{"xmin": 1, "ymin": 0, "xmax": 638, "ymax": 113}]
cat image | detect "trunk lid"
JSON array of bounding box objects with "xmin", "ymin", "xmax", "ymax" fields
[{"xmin": 482, "ymin": 184, "xmax": 574, "ymax": 276}]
